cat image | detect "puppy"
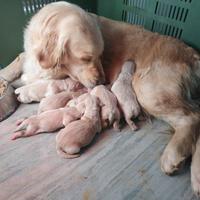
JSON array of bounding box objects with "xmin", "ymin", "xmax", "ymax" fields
[
  {"xmin": 66, "ymin": 93, "xmax": 91, "ymax": 113},
  {"xmin": 11, "ymin": 107, "xmax": 81, "ymax": 140},
  {"xmin": 45, "ymin": 78, "xmax": 83, "ymax": 96},
  {"xmin": 15, "ymin": 78, "xmax": 82, "ymax": 103},
  {"xmin": 90, "ymin": 85, "xmax": 121, "ymax": 130},
  {"xmin": 56, "ymin": 94, "xmax": 101, "ymax": 158},
  {"xmin": 111, "ymin": 61, "xmax": 140, "ymax": 130},
  {"xmin": 38, "ymin": 90, "xmax": 86, "ymax": 114}
]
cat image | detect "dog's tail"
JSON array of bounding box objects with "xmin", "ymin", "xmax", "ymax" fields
[{"xmin": 0, "ymin": 53, "xmax": 24, "ymax": 82}]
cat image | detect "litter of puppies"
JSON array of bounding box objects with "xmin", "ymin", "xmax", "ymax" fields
[{"xmin": 12, "ymin": 62, "xmax": 143, "ymax": 158}]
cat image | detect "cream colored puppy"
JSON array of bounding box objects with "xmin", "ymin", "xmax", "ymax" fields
[
  {"xmin": 38, "ymin": 90, "xmax": 86, "ymax": 114},
  {"xmin": 21, "ymin": 1, "xmax": 105, "ymax": 88},
  {"xmin": 56, "ymin": 94, "xmax": 101, "ymax": 158},
  {"xmin": 15, "ymin": 78, "xmax": 82, "ymax": 103},
  {"xmin": 111, "ymin": 61, "xmax": 140, "ymax": 130},
  {"xmin": 90, "ymin": 85, "xmax": 121, "ymax": 130},
  {"xmin": 66, "ymin": 93, "xmax": 91, "ymax": 114},
  {"xmin": 11, "ymin": 107, "xmax": 81, "ymax": 140}
]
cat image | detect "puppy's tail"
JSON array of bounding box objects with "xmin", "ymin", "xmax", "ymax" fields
[
  {"xmin": 0, "ymin": 53, "xmax": 24, "ymax": 82},
  {"xmin": 56, "ymin": 145, "xmax": 80, "ymax": 159}
]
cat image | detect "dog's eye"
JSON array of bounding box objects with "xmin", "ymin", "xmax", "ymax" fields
[{"xmin": 81, "ymin": 56, "xmax": 92, "ymax": 63}]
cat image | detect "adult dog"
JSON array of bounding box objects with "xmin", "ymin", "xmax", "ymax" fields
[
  {"xmin": 16, "ymin": 1, "xmax": 105, "ymax": 88},
  {"xmin": 1, "ymin": 1, "xmax": 200, "ymax": 195}
]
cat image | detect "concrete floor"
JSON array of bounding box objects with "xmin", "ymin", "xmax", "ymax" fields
[{"xmin": 0, "ymin": 103, "xmax": 198, "ymax": 200}]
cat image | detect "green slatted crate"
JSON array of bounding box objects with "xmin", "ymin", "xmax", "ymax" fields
[
  {"xmin": 0, "ymin": 0, "xmax": 200, "ymax": 67},
  {"xmin": 98, "ymin": 0, "xmax": 200, "ymax": 50}
]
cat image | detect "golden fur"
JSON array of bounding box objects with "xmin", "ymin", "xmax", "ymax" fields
[{"xmin": 96, "ymin": 15, "xmax": 200, "ymax": 195}]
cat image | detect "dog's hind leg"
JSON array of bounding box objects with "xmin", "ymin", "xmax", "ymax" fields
[
  {"xmin": 160, "ymin": 109, "xmax": 199, "ymax": 175},
  {"xmin": 133, "ymin": 62, "xmax": 200, "ymax": 175}
]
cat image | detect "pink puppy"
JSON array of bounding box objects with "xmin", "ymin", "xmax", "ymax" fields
[
  {"xmin": 15, "ymin": 78, "xmax": 83, "ymax": 103},
  {"xmin": 66, "ymin": 93, "xmax": 91, "ymax": 114},
  {"xmin": 11, "ymin": 107, "xmax": 81, "ymax": 140},
  {"xmin": 38, "ymin": 90, "xmax": 86, "ymax": 114},
  {"xmin": 56, "ymin": 94, "xmax": 101, "ymax": 159},
  {"xmin": 111, "ymin": 61, "xmax": 140, "ymax": 130},
  {"xmin": 90, "ymin": 85, "xmax": 121, "ymax": 130},
  {"xmin": 45, "ymin": 78, "xmax": 83, "ymax": 96}
]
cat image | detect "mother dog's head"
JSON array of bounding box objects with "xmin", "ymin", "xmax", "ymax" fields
[{"xmin": 24, "ymin": 2, "xmax": 105, "ymax": 88}]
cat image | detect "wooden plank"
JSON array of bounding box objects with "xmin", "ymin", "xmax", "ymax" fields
[{"xmin": 0, "ymin": 104, "xmax": 198, "ymax": 200}]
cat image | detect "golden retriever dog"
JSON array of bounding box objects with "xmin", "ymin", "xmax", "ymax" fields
[{"xmin": 1, "ymin": 1, "xmax": 200, "ymax": 195}]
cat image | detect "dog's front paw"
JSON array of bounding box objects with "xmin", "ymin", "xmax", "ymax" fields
[
  {"xmin": 15, "ymin": 88, "xmax": 31, "ymax": 103},
  {"xmin": 160, "ymin": 147, "xmax": 186, "ymax": 175}
]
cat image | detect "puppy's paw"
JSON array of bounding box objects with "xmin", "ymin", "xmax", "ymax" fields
[
  {"xmin": 126, "ymin": 119, "xmax": 138, "ymax": 131},
  {"xmin": 160, "ymin": 147, "xmax": 186, "ymax": 175},
  {"xmin": 113, "ymin": 121, "xmax": 121, "ymax": 131},
  {"xmin": 15, "ymin": 118, "xmax": 27, "ymax": 126},
  {"xmin": 11, "ymin": 131, "xmax": 26, "ymax": 140}
]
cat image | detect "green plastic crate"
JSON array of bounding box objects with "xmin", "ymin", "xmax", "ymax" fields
[
  {"xmin": 98, "ymin": 0, "xmax": 200, "ymax": 50},
  {"xmin": 0, "ymin": 0, "xmax": 200, "ymax": 68}
]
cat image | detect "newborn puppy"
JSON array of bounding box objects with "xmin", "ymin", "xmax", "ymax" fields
[
  {"xmin": 38, "ymin": 90, "xmax": 86, "ymax": 114},
  {"xmin": 15, "ymin": 78, "xmax": 82, "ymax": 103},
  {"xmin": 56, "ymin": 94, "xmax": 101, "ymax": 159},
  {"xmin": 111, "ymin": 61, "xmax": 140, "ymax": 131},
  {"xmin": 66, "ymin": 93, "xmax": 90, "ymax": 114},
  {"xmin": 11, "ymin": 107, "xmax": 81, "ymax": 140},
  {"xmin": 45, "ymin": 78, "xmax": 83, "ymax": 96},
  {"xmin": 90, "ymin": 85, "xmax": 121, "ymax": 130}
]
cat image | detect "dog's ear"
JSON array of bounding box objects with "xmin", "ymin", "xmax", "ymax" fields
[
  {"xmin": 37, "ymin": 51, "xmax": 54, "ymax": 69},
  {"xmin": 37, "ymin": 32, "xmax": 59, "ymax": 69},
  {"xmin": 59, "ymin": 39, "xmax": 70, "ymax": 65},
  {"xmin": 37, "ymin": 37, "xmax": 70, "ymax": 69}
]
